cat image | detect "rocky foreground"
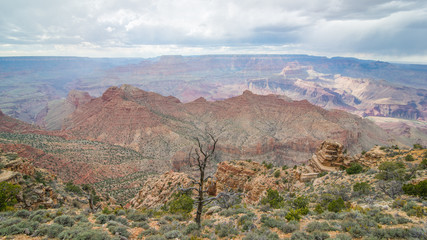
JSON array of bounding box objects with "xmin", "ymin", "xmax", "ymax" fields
[{"xmin": 1, "ymin": 142, "xmax": 426, "ymax": 240}]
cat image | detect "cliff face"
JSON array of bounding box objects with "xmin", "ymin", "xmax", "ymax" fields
[
  {"xmin": 62, "ymin": 85, "xmax": 396, "ymax": 168},
  {"xmin": 364, "ymin": 103, "xmax": 424, "ymax": 120},
  {"xmin": 127, "ymin": 160, "xmax": 300, "ymax": 208}
]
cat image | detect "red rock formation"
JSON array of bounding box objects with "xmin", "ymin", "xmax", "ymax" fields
[{"xmin": 62, "ymin": 85, "xmax": 395, "ymax": 167}]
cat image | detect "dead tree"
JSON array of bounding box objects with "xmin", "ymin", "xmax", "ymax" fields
[{"xmin": 180, "ymin": 133, "xmax": 218, "ymax": 228}]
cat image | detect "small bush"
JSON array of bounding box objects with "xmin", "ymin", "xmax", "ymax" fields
[
  {"xmin": 146, "ymin": 235, "xmax": 167, "ymax": 240},
  {"xmin": 214, "ymin": 222, "xmax": 238, "ymax": 238},
  {"xmin": 168, "ymin": 193, "xmax": 194, "ymax": 214},
  {"xmin": 54, "ymin": 215, "xmax": 75, "ymax": 227},
  {"xmin": 305, "ymin": 221, "xmax": 336, "ymax": 232},
  {"xmin": 346, "ymin": 163, "xmax": 363, "ymax": 175},
  {"xmin": 95, "ymin": 214, "xmax": 116, "ymax": 224},
  {"xmin": 403, "ymin": 179, "xmax": 427, "ymax": 198},
  {"xmin": 260, "ymin": 189, "xmax": 284, "ymax": 209},
  {"xmin": 353, "ymin": 182, "xmax": 371, "ymax": 195},
  {"xmin": 327, "ymin": 197, "xmax": 345, "ymax": 213},
  {"xmin": 14, "ymin": 209, "xmax": 30, "ymax": 218},
  {"xmin": 312, "ymin": 231, "xmax": 330, "ymax": 240},
  {"xmin": 34, "ymin": 223, "xmax": 64, "ymax": 238},
  {"xmin": 184, "ymin": 222, "xmax": 200, "ymax": 235},
  {"xmin": 0, "ymin": 181, "xmax": 21, "ymax": 211},
  {"xmin": 260, "ymin": 215, "xmax": 298, "ymax": 233},
  {"xmin": 165, "ymin": 230, "xmax": 182, "ymax": 239},
  {"xmin": 65, "ymin": 182, "xmax": 82, "ymax": 195},
  {"xmin": 126, "ymin": 211, "xmax": 148, "ymax": 221},
  {"xmin": 107, "ymin": 221, "xmax": 130, "ymax": 238},
  {"xmin": 274, "ymin": 170, "xmax": 280, "ymax": 178},
  {"xmin": 405, "ymin": 154, "xmax": 415, "ymax": 161},
  {"xmin": 243, "ymin": 227, "xmax": 280, "ymax": 240},
  {"xmin": 74, "ymin": 229, "xmax": 112, "ymax": 240},
  {"xmin": 285, "ymin": 209, "xmax": 302, "ymax": 221},
  {"xmin": 291, "ymin": 231, "xmax": 314, "ymax": 240}
]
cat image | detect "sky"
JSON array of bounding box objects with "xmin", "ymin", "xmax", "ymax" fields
[{"xmin": 1, "ymin": 0, "xmax": 427, "ymax": 63}]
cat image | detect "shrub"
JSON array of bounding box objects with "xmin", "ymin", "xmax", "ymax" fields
[
  {"xmin": 305, "ymin": 221, "xmax": 336, "ymax": 232},
  {"xmin": 285, "ymin": 209, "xmax": 302, "ymax": 221},
  {"xmin": 243, "ymin": 228, "xmax": 280, "ymax": 240},
  {"xmin": 165, "ymin": 230, "xmax": 182, "ymax": 239},
  {"xmin": 282, "ymin": 165, "xmax": 288, "ymax": 170},
  {"xmin": 184, "ymin": 222, "xmax": 200, "ymax": 235},
  {"xmin": 413, "ymin": 144, "xmax": 423, "ymax": 149},
  {"xmin": 352, "ymin": 182, "xmax": 371, "ymax": 196},
  {"xmin": 333, "ymin": 233, "xmax": 352, "ymax": 240},
  {"xmin": 214, "ymin": 222, "xmax": 238, "ymax": 238},
  {"xmin": 219, "ymin": 207, "xmax": 248, "ymax": 217},
  {"xmin": 238, "ymin": 213, "xmax": 257, "ymax": 232},
  {"xmin": 146, "ymin": 235, "xmax": 167, "ymax": 240},
  {"xmin": 107, "ymin": 221, "xmax": 130, "ymax": 238},
  {"xmin": 168, "ymin": 193, "xmax": 194, "ymax": 214},
  {"xmin": 419, "ymin": 158, "xmax": 427, "ymax": 169},
  {"xmin": 260, "ymin": 215, "xmax": 298, "ymax": 233},
  {"xmin": 95, "ymin": 214, "xmax": 116, "ymax": 224},
  {"xmin": 376, "ymin": 161, "xmax": 406, "ymax": 181},
  {"xmin": 346, "ymin": 163, "xmax": 363, "ymax": 175},
  {"xmin": 54, "ymin": 215, "xmax": 75, "ymax": 227},
  {"xmin": 74, "ymin": 229, "xmax": 112, "ymax": 240},
  {"xmin": 0, "ymin": 181, "xmax": 21, "ymax": 211},
  {"xmin": 291, "ymin": 231, "xmax": 314, "ymax": 240},
  {"xmin": 34, "ymin": 223, "xmax": 64, "ymax": 238},
  {"xmin": 312, "ymin": 231, "xmax": 330, "ymax": 240},
  {"xmin": 126, "ymin": 211, "xmax": 148, "ymax": 221},
  {"xmin": 260, "ymin": 189, "xmax": 284, "ymax": 209},
  {"xmin": 0, "ymin": 219, "xmax": 39, "ymax": 236},
  {"xmin": 327, "ymin": 197, "xmax": 345, "ymax": 213},
  {"xmin": 403, "ymin": 179, "xmax": 427, "ymax": 198},
  {"xmin": 65, "ymin": 182, "xmax": 82, "ymax": 195},
  {"xmin": 274, "ymin": 170, "xmax": 280, "ymax": 178},
  {"xmin": 14, "ymin": 209, "xmax": 30, "ymax": 218},
  {"xmin": 405, "ymin": 154, "xmax": 415, "ymax": 161},
  {"xmin": 263, "ymin": 162, "xmax": 273, "ymax": 169}
]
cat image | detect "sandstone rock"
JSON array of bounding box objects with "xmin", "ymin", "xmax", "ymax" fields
[{"xmin": 127, "ymin": 171, "xmax": 192, "ymax": 209}]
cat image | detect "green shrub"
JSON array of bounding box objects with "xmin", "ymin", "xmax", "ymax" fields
[
  {"xmin": 95, "ymin": 214, "xmax": 116, "ymax": 224},
  {"xmin": 305, "ymin": 221, "xmax": 336, "ymax": 232},
  {"xmin": 219, "ymin": 207, "xmax": 248, "ymax": 217},
  {"xmin": 14, "ymin": 209, "xmax": 30, "ymax": 218},
  {"xmin": 312, "ymin": 231, "xmax": 330, "ymax": 240},
  {"xmin": 285, "ymin": 209, "xmax": 302, "ymax": 221},
  {"xmin": 146, "ymin": 235, "xmax": 167, "ymax": 240},
  {"xmin": 260, "ymin": 189, "xmax": 284, "ymax": 209},
  {"xmin": 403, "ymin": 179, "xmax": 427, "ymax": 198},
  {"xmin": 34, "ymin": 223, "xmax": 64, "ymax": 238},
  {"xmin": 184, "ymin": 222, "xmax": 200, "ymax": 235},
  {"xmin": 243, "ymin": 228, "xmax": 280, "ymax": 240},
  {"xmin": 352, "ymin": 182, "xmax": 371, "ymax": 195},
  {"xmin": 318, "ymin": 171, "xmax": 328, "ymax": 178},
  {"xmin": 405, "ymin": 154, "xmax": 415, "ymax": 161},
  {"xmin": 291, "ymin": 231, "xmax": 314, "ymax": 240},
  {"xmin": 74, "ymin": 229, "xmax": 112, "ymax": 240},
  {"xmin": 413, "ymin": 144, "xmax": 423, "ymax": 149},
  {"xmin": 238, "ymin": 213, "xmax": 257, "ymax": 232},
  {"xmin": 168, "ymin": 193, "xmax": 194, "ymax": 214},
  {"xmin": 126, "ymin": 211, "xmax": 148, "ymax": 221},
  {"xmin": 164, "ymin": 230, "xmax": 182, "ymax": 239},
  {"xmin": 282, "ymin": 165, "xmax": 288, "ymax": 170},
  {"xmin": 215, "ymin": 222, "xmax": 238, "ymax": 238},
  {"xmin": 0, "ymin": 181, "xmax": 21, "ymax": 211},
  {"xmin": 274, "ymin": 170, "xmax": 280, "ymax": 178},
  {"xmin": 327, "ymin": 197, "xmax": 345, "ymax": 213},
  {"xmin": 333, "ymin": 233, "xmax": 352, "ymax": 240},
  {"xmin": 345, "ymin": 163, "xmax": 363, "ymax": 175},
  {"xmin": 260, "ymin": 214, "xmax": 298, "ymax": 233},
  {"xmin": 0, "ymin": 219, "xmax": 39, "ymax": 236},
  {"xmin": 376, "ymin": 161, "xmax": 406, "ymax": 181},
  {"xmin": 65, "ymin": 182, "xmax": 82, "ymax": 195},
  {"xmin": 263, "ymin": 162, "xmax": 273, "ymax": 169},
  {"xmin": 54, "ymin": 215, "xmax": 75, "ymax": 227},
  {"xmin": 419, "ymin": 158, "xmax": 427, "ymax": 169}
]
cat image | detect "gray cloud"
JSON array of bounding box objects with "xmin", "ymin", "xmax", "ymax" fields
[{"xmin": 0, "ymin": 0, "xmax": 426, "ymax": 62}]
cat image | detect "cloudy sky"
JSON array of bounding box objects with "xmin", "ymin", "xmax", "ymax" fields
[{"xmin": 1, "ymin": 0, "xmax": 427, "ymax": 63}]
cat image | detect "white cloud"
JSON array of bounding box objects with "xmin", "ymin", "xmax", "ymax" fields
[{"xmin": 0, "ymin": 0, "xmax": 426, "ymax": 63}]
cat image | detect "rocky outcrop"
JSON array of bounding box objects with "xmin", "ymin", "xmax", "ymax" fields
[
  {"xmin": 0, "ymin": 149, "xmax": 67, "ymax": 210},
  {"xmin": 299, "ymin": 140, "xmax": 355, "ymax": 181},
  {"xmin": 364, "ymin": 103, "xmax": 424, "ymax": 121},
  {"xmin": 214, "ymin": 160, "xmax": 297, "ymax": 204},
  {"xmin": 308, "ymin": 140, "xmax": 353, "ymax": 172},
  {"xmin": 126, "ymin": 171, "xmax": 192, "ymax": 209}
]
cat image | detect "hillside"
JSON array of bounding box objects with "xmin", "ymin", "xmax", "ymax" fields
[{"xmin": 62, "ymin": 85, "xmax": 401, "ymax": 168}]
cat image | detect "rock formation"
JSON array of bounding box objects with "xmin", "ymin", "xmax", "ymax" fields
[
  {"xmin": 127, "ymin": 160, "xmax": 300, "ymax": 208},
  {"xmin": 0, "ymin": 148, "xmax": 67, "ymax": 210},
  {"xmin": 126, "ymin": 171, "xmax": 193, "ymax": 209},
  {"xmin": 299, "ymin": 140, "xmax": 355, "ymax": 181}
]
